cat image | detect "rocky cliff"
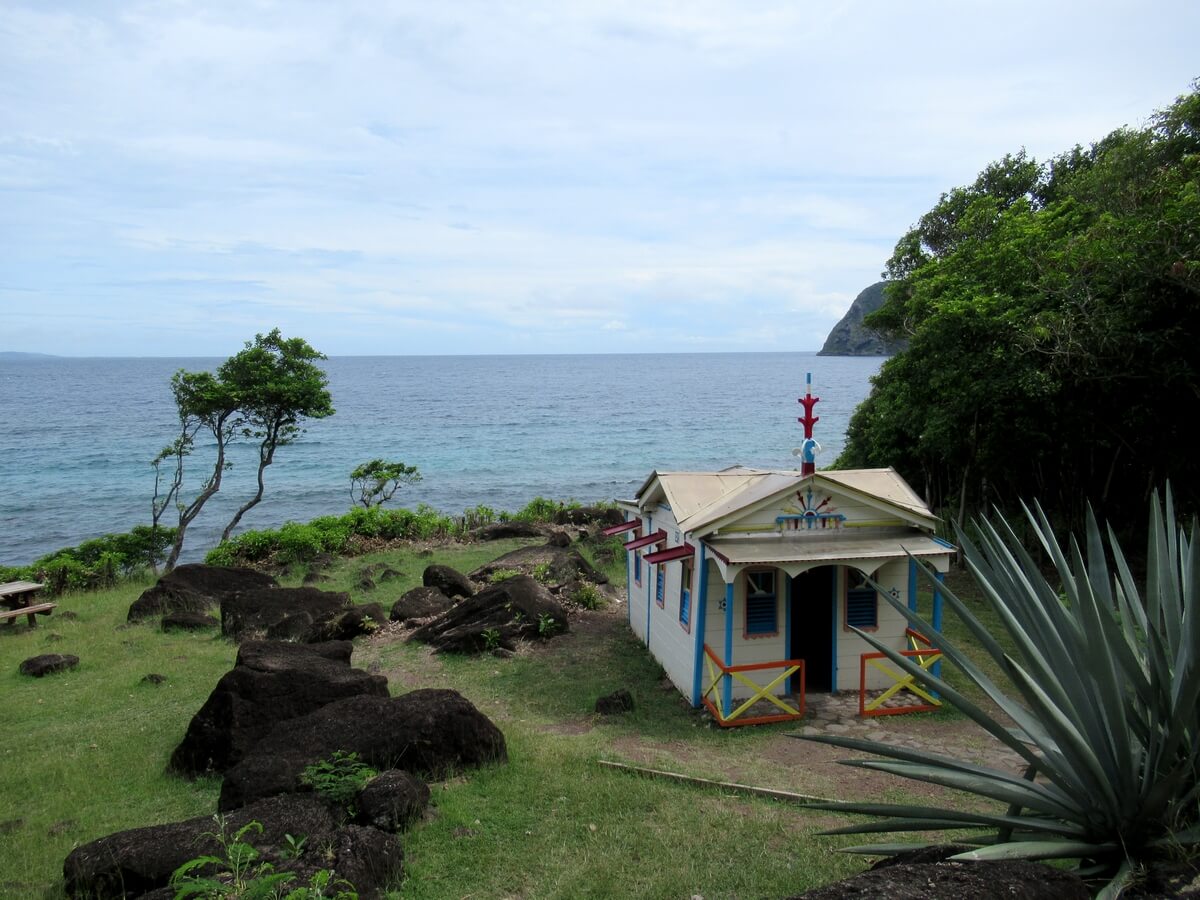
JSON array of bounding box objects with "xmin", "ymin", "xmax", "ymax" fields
[{"xmin": 818, "ymin": 281, "xmax": 907, "ymax": 356}]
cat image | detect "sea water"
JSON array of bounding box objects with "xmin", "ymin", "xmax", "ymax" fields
[{"xmin": 0, "ymin": 353, "xmax": 882, "ymax": 565}]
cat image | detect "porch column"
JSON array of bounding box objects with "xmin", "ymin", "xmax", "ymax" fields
[
  {"xmin": 907, "ymin": 558, "xmax": 918, "ymax": 612},
  {"xmin": 690, "ymin": 545, "xmax": 708, "ymax": 708},
  {"xmin": 723, "ymin": 581, "xmax": 734, "ymax": 717}
]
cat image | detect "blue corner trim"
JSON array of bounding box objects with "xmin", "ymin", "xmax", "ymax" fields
[
  {"xmin": 723, "ymin": 581, "xmax": 734, "ymax": 716},
  {"xmin": 691, "ymin": 545, "xmax": 708, "ymax": 707},
  {"xmin": 645, "ymin": 514, "xmax": 653, "ymax": 644}
]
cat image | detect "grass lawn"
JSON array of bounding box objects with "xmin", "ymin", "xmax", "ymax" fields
[{"xmin": 1, "ymin": 538, "xmax": 1006, "ymax": 898}]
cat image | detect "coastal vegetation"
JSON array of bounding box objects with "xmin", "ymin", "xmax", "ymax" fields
[
  {"xmin": 839, "ymin": 83, "xmax": 1200, "ymax": 533},
  {"xmin": 349, "ymin": 459, "xmax": 422, "ymax": 509},
  {"xmin": 153, "ymin": 329, "xmax": 334, "ymax": 571}
]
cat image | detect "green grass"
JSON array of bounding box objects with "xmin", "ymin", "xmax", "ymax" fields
[{"xmin": 4, "ymin": 540, "xmax": 995, "ymax": 898}]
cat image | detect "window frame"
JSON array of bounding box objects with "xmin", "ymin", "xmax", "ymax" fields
[
  {"xmin": 678, "ymin": 557, "xmax": 693, "ymax": 632},
  {"xmin": 844, "ymin": 569, "xmax": 879, "ymax": 632},
  {"xmin": 743, "ymin": 568, "xmax": 778, "ymax": 639}
]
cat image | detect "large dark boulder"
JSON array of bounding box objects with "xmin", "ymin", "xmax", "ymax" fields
[
  {"xmin": 356, "ymin": 770, "xmax": 431, "ymax": 832},
  {"xmin": 221, "ymin": 587, "xmax": 352, "ymax": 642},
  {"xmin": 422, "ymin": 564, "xmax": 474, "ymax": 599},
  {"xmin": 62, "ymin": 794, "xmax": 402, "ymax": 899},
  {"xmin": 788, "ymin": 846, "xmax": 1089, "ymax": 899},
  {"xmin": 407, "ymin": 575, "xmax": 569, "ymax": 653},
  {"xmin": 470, "ymin": 545, "xmax": 607, "ymax": 587},
  {"xmin": 312, "ymin": 602, "xmax": 388, "ymax": 641},
  {"xmin": 161, "ymin": 611, "xmax": 218, "ymax": 632},
  {"xmin": 128, "ymin": 564, "xmax": 277, "ymax": 622},
  {"xmin": 169, "ymin": 640, "xmax": 389, "ymax": 777},
  {"xmin": 390, "ymin": 586, "xmax": 454, "ymax": 624},
  {"xmin": 553, "ymin": 506, "xmax": 624, "ymax": 527},
  {"xmin": 19, "ymin": 653, "xmax": 79, "ymax": 677},
  {"xmin": 218, "ymin": 689, "xmax": 507, "ymax": 810},
  {"xmin": 473, "ymin": 521, "xmax": 543, "ymax": 540}
]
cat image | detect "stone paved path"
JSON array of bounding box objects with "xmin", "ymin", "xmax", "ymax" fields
[{"xmin": 793, "ymin": 691, "xmax": 1028, "ymax": 774}]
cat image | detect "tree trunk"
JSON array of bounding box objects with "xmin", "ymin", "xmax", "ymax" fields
[
  {"xmin": 220, "ymin": 427, "xmax": 280, "ymax": 544},
  {"xmin": 164, "ymin": 414, "xmax": 232, "ymax": 573}
]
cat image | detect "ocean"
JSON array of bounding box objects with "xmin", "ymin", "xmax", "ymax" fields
[{"xmin": 0, "ymin": 353, "xmax": 882, "ymax": 566}]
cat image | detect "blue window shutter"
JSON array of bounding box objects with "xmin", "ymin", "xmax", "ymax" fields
[
  {"xmin": 680, "ymin": 588, "xmax": 691, "ymax": 626},
  {"xmin": 846, "ymin": 588, "xmax": 878, "ymax": 629}
]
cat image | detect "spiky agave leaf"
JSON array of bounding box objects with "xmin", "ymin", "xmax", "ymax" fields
[{"xmin": 789, "ymin": 488, "xmax": 1200, "ymax": 894}]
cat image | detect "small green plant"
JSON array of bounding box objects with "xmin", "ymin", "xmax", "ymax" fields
[
  {"xmin": 280, "ymin": 833, "xmax": 307, "ymax": 861},
  {"xmin": 536, "ymin": 613, "xmax": 559, "ymax": 638},
  {"xmin": 480, "ymin": 627, "xmax": 502, "ymax": 652},
  {"xmin": 300, "ymin": 751, "xmax": 377, "ymax": 817},
  {"xmin": 572, "ymin": 583, "xmax": 604, "ymax": 610},
  {"xmin": 488, "ymin": 568, "xmax": 521, "ymax": 583},
  {"xmin": 170, "ymin": 817, "xmax": 293, "ymax": 898},
  {"xmin": 531, "ymin": 562, "xmax": 553, "ymax": 584}
]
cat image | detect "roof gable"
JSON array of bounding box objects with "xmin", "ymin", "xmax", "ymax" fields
[{"xmin": 641, "ymin": 467, "xmax": 937, "ymax": 536}]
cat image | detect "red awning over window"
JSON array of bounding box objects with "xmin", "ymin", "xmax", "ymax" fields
[
  {"xmin": 624, "ymin": 529, "xmax": 667, "ymax": 551},
  {"xmin": 643, "ymin": 543, "xmax": 695, "ymax": 565},
  {"xmin": 601, "ymin": 519, "xmax": 642, "ymax": 537}
]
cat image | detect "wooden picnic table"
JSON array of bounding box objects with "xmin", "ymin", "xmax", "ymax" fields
[{"xmin": 0, "ymin": 580, "xmax": 56, "ymax": 627}]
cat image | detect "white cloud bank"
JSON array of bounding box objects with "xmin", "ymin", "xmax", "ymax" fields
[{"xmin": 1, "ymin": 0, "xmax": 1197, "ymax": 355}]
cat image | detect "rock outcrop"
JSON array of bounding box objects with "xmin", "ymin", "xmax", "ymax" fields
[
  {"xmin": 390, "ymin": 586, "xmax": 455, "ymax": 624},
  {"xmin": 169, "ymin": 640, "xmax": 389, "ymax": 777},
  {"xmin": 407, "ymin": 575, "xmax": 569, "ymax": 653},
  {"xmin": 128, "ymin": 564, "xmax": 277, "ymax": 622},
  {"xmin": 218, "ymin": 689, "xmax": 507, "ymax": 810},
  {"xmin": 818, "ymin": 281, "xmax": 907, "ymax": 357},
  {"xmin": 62, "ymin": 794, "xmax": 403, "ymax": 899}
]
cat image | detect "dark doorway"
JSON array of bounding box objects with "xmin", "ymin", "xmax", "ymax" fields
[{"xmin": 791, "ymin": 566, "xmax": 835, "ymax": 692}]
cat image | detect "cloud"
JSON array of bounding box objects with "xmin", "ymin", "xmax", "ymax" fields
[{"xmin": 2, "ymin": 1, "xmax": 1198, "ymax": 355}]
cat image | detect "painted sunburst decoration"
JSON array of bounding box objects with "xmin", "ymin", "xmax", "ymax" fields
[{"xmin": 776, "ymin": 487, "xmax": 845, "ymax": 531}]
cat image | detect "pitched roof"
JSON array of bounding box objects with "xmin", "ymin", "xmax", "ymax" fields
[{"xmin": 636, "ymin": 467, "xmax": 937, "ymax": 535}]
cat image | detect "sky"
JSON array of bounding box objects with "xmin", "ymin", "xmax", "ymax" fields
[{"xmin": 1, "ymin": 2, "xmax": 1197, "ymax": 357}]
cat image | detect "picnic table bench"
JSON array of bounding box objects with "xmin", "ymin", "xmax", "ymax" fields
[{"xmin": 0, "ymin": 580, "xmax": 56, "ymax": 627}]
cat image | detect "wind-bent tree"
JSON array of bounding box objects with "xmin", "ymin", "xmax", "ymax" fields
[
  {"xmin": 218, "ymin": 330, "xmax": 334, "ymax": 543},
  {"xmin": 155, "ymin": 330, "xmax": 334, "ymax": 570},
  {"xmin": 159, "ymin": 370, "xmax": 242, "ymax": 572},
  {"xmin": 350, "ymin": 459, "xmax": 422, "ymax": 508}
]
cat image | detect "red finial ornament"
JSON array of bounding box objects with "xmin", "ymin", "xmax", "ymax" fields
[{"xmin": 797, "ymin": 372, "xmax": 819, "ymax": 476}]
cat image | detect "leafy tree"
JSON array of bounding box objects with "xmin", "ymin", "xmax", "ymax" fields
[
  {"xmin": 218, "ymin": 330, "xmax": 334, "ymax": 543},
  {"xmin": 159, "ymin": 370, "xmax": 243, "ymax": 572},
  {"xmin": 839, "ymin": 82, "xmax": 1200, "ymax": 532},
  {"xmin": 349, "ymin": 459, "xmax": 422, "ymax": 508},
  {"xmin": 156, "ymin": 330, "xmax": 333, "ymax": 571}
]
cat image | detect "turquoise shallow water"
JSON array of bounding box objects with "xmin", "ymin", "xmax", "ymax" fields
[{"xmin": 0, "ymin": 352, "xmax": 882, "ymax": 565}]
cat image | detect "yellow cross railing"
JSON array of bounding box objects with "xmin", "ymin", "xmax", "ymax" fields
[
  {"xmin": 701, "ymin": 645, "xmax": 805, "ymax": 727},
  {"xmin": 858, "ymin": 630, "xmax": 942, "ymax": 717}
]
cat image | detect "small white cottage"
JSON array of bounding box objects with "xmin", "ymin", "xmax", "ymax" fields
[{"xmin": 607, "ymin": 464, "xmax": 954, "ymax": 726}]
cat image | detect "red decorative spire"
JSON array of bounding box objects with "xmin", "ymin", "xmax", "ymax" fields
[{"xmin": 797, "ymin": 372, "xmax": 819, "ymax": 476}]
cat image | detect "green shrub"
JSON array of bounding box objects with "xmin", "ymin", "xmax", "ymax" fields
[
  {"xmin": 300, "ymin": 751, "xmax": 377, "ymax": 817},
  {"xmin": 572, "ymin": 583, "xmax": 604, "ymax": 610},
  {"xmin": 489, "ymin": 568, "xmax": 522, "ymax": 584}
]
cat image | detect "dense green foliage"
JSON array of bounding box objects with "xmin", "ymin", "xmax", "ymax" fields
[
  {"xmin": 0, "ymin": 525, "xmax": 175, "ymax": 596},
  {"xmin": 205, "ymin": 497, "xmax": 590, "ymax": 566},
  {"xmin": 839, "ymin": 84, "xmax": 1200, "ymax": 530},
  {"xmin": 803, "ymin": 490, "xmax": 1200, "ymax": 896},
  {"xmin": 155, "ymin": 329, "xmax": 334, "ymax": 570},
  {"xmin": 349, "ymin": 459, "xmax": 422, "ymax": 508}
]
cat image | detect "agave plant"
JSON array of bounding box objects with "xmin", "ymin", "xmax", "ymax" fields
[{"xmin": 794, "ymin": 489, "xmax": 1200, "ymax": 897}]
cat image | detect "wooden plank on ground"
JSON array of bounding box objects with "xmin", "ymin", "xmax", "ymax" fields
[{"xmin": 596, "ymin": 759, "xmax": 839, "ymax": 805}]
